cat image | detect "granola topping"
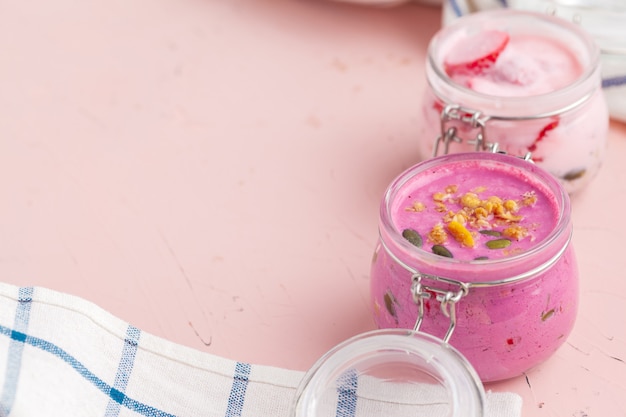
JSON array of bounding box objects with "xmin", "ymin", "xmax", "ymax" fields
[
  {"xmin": 428, "ymin": 223, "xmax": 448, "ymax": 245},
  {"xmin": 404, "ymin": 183, "xmax": 541, "ymax": 257}
]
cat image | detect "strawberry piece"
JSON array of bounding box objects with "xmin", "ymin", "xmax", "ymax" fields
[
  {"xmin": 444, "ymin": 30, "xmax": 510, "ymax": 77},
  {"xmin": 528, "ymin": 118, "xmax": 559, "ymax": 155}
]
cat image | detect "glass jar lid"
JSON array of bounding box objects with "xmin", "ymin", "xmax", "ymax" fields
[{"xmin": 292, "ymin": 329, "xmax": 485, "ymax": 417}]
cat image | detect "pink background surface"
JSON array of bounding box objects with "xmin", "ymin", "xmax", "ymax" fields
[{"xmin": 1, "ymin": 0, "xmax": 624, "ymax": 415}]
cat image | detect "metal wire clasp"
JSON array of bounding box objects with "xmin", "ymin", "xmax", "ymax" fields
[
  {"xmin": 432, "ymin": 104, "xmax": 533, "ymax": 162},
  {"xmin": 411, "ymin": 273, "xmax": 470, "ymax": 343},
  {"xmin": 433, "ymin": 104, "xmax": 492, "ymax": 157}
]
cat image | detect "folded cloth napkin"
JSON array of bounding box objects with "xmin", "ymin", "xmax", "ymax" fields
[{"xmin": 0, "ymin": 283, "xmax": 522, "ymax": 417}]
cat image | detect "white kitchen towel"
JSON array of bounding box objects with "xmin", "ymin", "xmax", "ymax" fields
[{"xmin": 0, "ymin": 283, "xmax": 522, "ymax": 417}]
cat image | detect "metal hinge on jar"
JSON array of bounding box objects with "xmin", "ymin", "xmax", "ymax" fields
[
  {"xmin": 411, "ymin": 273, "xmax": 470, "ymax": 343},
  {"xmin": 433, "ymin": 104, "xmax": 533, "ymax": 161}
]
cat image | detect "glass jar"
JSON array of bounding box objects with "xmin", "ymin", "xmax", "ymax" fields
[
  {"xmin": 420, "ymin": 9, "xmax": 609, "ymax": 194},
  {"xmin": 369, "ymin": 152, "xmax": 578, "ymax": 382},
  {"xmin": 292, "ymin": 329, "xmax": 485, "ymax": 417},
  {"xmin": 442, "ymin": 0, "xmax": 626, "ymax": 123}
]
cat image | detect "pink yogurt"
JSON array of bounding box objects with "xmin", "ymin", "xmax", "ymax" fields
[
  {"xmin": 419, "ymin": 10, "xmax": 609, "ymax": 194},
  {"xmin": 447, "ymin": 34, "xmax": 583, "ymax": 97},
  {"xmin": 370, "ymin": 152, "xmax": 578, "ymax": 382}
]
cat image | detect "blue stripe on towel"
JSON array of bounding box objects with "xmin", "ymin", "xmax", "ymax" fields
[
  {"xmin": 336, "ymin": 369, "xmax": 358, "ymax": 417},
  {"xmin": 447, "ymin": 0, "xmax": 463, "ymax": 17},
  {"xmin": 225, "ymin": 362, "xmax": 251, "ymax": 417},
  {"xmin": 603, "ymin": 75, "xmax": 626, "ymax": 88},
  {"xmin": 448, "ymin": 0, "xmax": 510, "ymax": 18},
  {"xmin": 0, "ymin": 287, "xmax": 34, "ymax": 416},
  {"xmin": 105, "ymin": 325, "xmax": 141, "ymax": 417},
  {"xmin": 0, "ymin": 324, "xmax": 175, "ymax": 417}
]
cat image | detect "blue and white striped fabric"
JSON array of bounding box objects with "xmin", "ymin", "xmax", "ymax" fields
[{"xmin": 0, "ymin": 283, "xmax": 522, "ymax": 417}]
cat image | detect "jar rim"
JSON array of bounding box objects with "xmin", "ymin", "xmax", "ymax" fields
[
  {"xmin": 426, "ymin": 9, "xmax": 602, "ymax": 116},
  {"xmin": 292, "ymin": 329, "xmax": 485, "ymax": 417},
  {"xmin": 379, "ymin": 152, "xmax": 572, "ymax": 284}
]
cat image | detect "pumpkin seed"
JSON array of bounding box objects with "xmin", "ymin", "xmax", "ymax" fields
[
  {"xmin": 384, "ymin": 291, "xmax": 398, "ymax": 320},
  {"xmin": 541, "ymin": 308, "xmax": 555, "ymax": 321},
  {"xmin": 563, "ymin": 168, "xmax": 586, "ymax": 181},
  {"xmin": 371, "ymin": 247, "xmax": 379, "ymax": 264},
  {"xmin": 486, "ymin": 238, "xmax": 511, "ymax": 249},
  {"xmin": 474, "ymin": 256, "xmax": 489, "ymax": 261},
  {"xmin": 402, "ymin": 228, "xmax": 423, "ymax": 248},
  {"xmin": 479, "ymin": 230, "xmax": 501, "ymax": 237},
  {"xmin": 432, "ymin": 245, "xmax": 453, "ymax": 258}
]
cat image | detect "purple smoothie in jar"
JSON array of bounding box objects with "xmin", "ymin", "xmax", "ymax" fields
[{"xmin": 370, "ymin": 152, "xmax": 578, "ymax": 382}]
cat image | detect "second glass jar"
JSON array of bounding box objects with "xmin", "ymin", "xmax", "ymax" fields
[{"xmin": 419, "ymin": 9, "xmax": 609, "ymax": 194}]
